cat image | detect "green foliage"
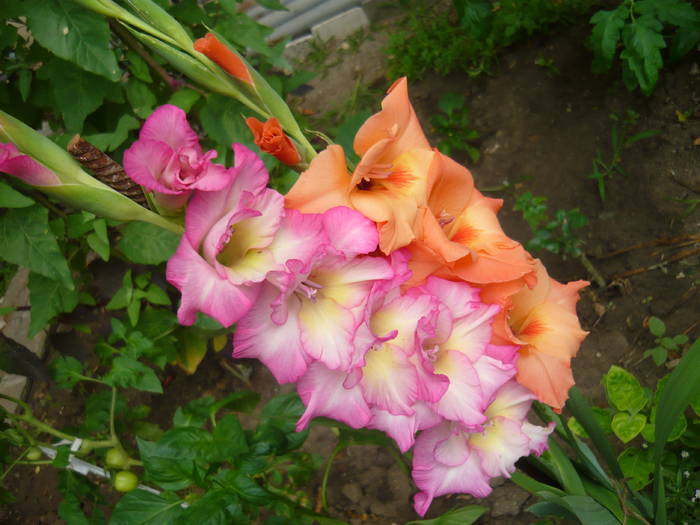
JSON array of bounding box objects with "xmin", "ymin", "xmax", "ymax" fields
[
  {"xmin": 430, "ymin": 93, "xmax": 480, "ymax": 163},
  {"xmin": 589, "ymin": 0, "xmax": 700, "ymax": 94},
  {"xmin": 542, "ymin": 335, "xmax": 700, "ymax": 524},
  {"xmin": 588, "ymin": 111, "xmax": 659, "ymax": 201},
  {"xmin": 643, "ymin": 316, "xmax": 689, "ymax": 366},
  {"xmin": 386, "ymin": 0, "xmax": 589, "ymax": 80},
  {"xmin": 514, "ymin": 192, "xmax": 588, "ymax": 258}
]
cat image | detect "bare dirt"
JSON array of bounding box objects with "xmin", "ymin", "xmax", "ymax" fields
[{"xmin": 2, "ymin": 10, "xmax": 700, "ymax": 525}]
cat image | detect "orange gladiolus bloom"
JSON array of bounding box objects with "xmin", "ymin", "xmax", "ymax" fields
[
  {"xmin": 193, "ymin": 33, "xmax": 253, "ymax": 85},
  {"xmin": 483, "ymin": 261, "xmax": 588, "ymax": 411},
  {"xmin": 406, "ymin": 153, "xmax": 537, "ymax": 289},
  {"xmin": 286, "ymin": 78, "xmax": 438, "ymax": 254},
  {"xmin": 246, "ymin": 117, "xmax": 301, "ymax": 166}
]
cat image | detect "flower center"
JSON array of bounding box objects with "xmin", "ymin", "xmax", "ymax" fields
[{"xmin": 295, "ymin": 278, "xmax": 322, "ymax": 302}]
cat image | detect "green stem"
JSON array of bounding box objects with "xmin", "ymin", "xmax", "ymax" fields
[
  {"xmin": 0, "ymin": 448, "xmax": 29, "ymax": 483},
  {"xmin": 109, "ymin": 387, "xmax": 118, "ymax": 442},
  {"xmin": 578, "ymin": 252, "xmax": 606, "ymax": 288},
  {"xmin": 320, "ymin": 442, "xmax": 343, "ymax": 512}
]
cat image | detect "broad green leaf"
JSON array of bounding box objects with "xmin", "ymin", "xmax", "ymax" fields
[
  {"xmin": 24, "ymin": 0, "xmax": 120, "ymax": 81},
  {"xmin": 255, "ymin": 0, "xmax": 287, "ymax": 10},
  {"xmin": 0, "ymin": 182, "xmax": 34, "ymax": 208},
  {"xmin": 37, "ymin": 58, "xmax": 113, "ymax": 131},
  {"xmin": 173, "ymin": 397, "xmax": 216, "ymax": 428},
  {"xmin": 17, "ymin": 70, "xmax": 31, "ymax": 102},
  {"xmin": 167, "ymin": 89, "xmax": 202, "ymax": 112},
  {"xmin": 669, "ymin": 25, "xmax": 700, "ymax": 61},
  {"xmin": 111, "ymin": 490, "xmax": 184, "ymax": 525},
  {"xmin": 28, "ymin": 273, "xmax": 80, "ymax": 336},
  {"xmin": 199, "ymin": 95, "xmax": 252, "ymax": 162},
  {"xmin": 174, "ymin": 328, "xmax": 207, "ymax": 375},
  {"xmin": 405, "ymin": 505, "xmax": 487, "ymax": 524},
  {"xmin": 618, "ymin": 447, "xmax": 654, "ymax": 490},
  {"xmin": 127, "ymin": 50, "xmax": 153, "ymax": 83},
  {"xmin": 126, "ymin": 78, "xmax": 158, "ymax": 119},
  {"xmin": 137, "ymin": 436, "xmax": 203, "ymax": 490},
  {"xmin": 173, "ymin": 489, "xmax": 233, "ymax": 525},
  {"xmin": 58, "ymin": 493, "xmax": 90, "ymax": 525},
  {"xmin": 589, "ymin": 6, "xmax": 627, "ymax": 72},
  {"xmin": 542, "ymin": 439, "xmax": 587, "ymax": 496},
  {"xmin": 648, "ymin": 316, "xmax": 665, "ymax": 336},
  {"xmin": 51, "ymin": 356, "xmax": 84, "ymax": 389},
  {"xmin": 103, "ymin": 356, "xmax": 163, "ymax": 393},
  {"xmin": 455, "ymin": 0, "xmax": 492, "ymax": 37},
  {"xmin": 636, "ymin": 0, "xmax": 700, "ymax": 28},
  {"xmin": 144, "ymin": 284, "xmax": 170, "ymax": 306},
  {"xmin": 611, "ymin": 412, "xmax": 646, "ymax": 443},
  {"xmin": 118, "ymin": 222, "xmax": 180, "ymax": 264},
  {"xmin": 603, "ymin": 365, "xmax": 647, "ymax": 413},
  {"xmin": 0, "ymin": 205, "xmax": 73, "ymax": 290},
  {"xmin": 87, "ymin": 232, "xmax": 110, "ymax": 261},
  {"xmin": 84, "ymin": 115, "xmax": 140, "ymax": 152},
  {"xmin": 620, "ymin": 15, "xmax": 666, "ymax": 94},
  {"xmin": 207, "ymin": 414, "xmax": 248, "ymax": 462}
]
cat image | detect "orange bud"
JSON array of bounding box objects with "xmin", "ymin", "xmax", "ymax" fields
[
  {"xmin": 193, "ymin": 33, "xmax": 253, "ymax": 85},
  {"xmin": 246, "ymin": 117, "xmax": 302, "ymax": 166}
]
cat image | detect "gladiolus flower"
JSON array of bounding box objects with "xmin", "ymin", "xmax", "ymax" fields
[
  {"xmin": 246, "ymin": 117, "xmax": 301, "ymax": 166},
  {"xmin": 124, "ymin": 105, "xmax": 230, "ymax": 212},
  {"xmin": 193, "ymin": 32, "xmax": 253, "ymax": 85},
  {"xmin": 166, "ymin": 144, "xmax": 321, "ymax": 326},
  {"xmin": 286, "ymin": 78, "xmax": 437, "ymax": 254}
]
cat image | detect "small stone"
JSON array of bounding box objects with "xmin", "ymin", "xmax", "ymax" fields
[
  {"xmin": 490, "ymin": 484, "xmax": 530, "ymax": 517},
  {"xmin": 342, "ymin": 483, "xmax": 362, "ymax": 503}
]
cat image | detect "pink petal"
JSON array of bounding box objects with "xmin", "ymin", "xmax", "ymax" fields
[
  {"xmin": 190, "ymin": 161, "xmax": 231, "ymax": 192},
  {"xmin": 0, "ymin": 144, "xmax": 60, "ymax": 186},
  {"xmin": 440, "ymin": 302, "xmax": 500, "ymax": 361},
  {"xmin": 471, "ymin": 416, "xmax": 530, "ymax": 478},
  {"xmin": 233, "ymin": 284, "xmax": 310, "ymax": 383},
  {"xmin": 296, "ymin": 363, "xmax": 371, "ymax": 431},
  {"xmin": 473, "ymin": 355, "xmax": 516, "ymax": 406},
  {"xmin": 431, "ymin": 350, "xmax": 487, "ymax": 428},
  {"xmin": 420, "ymin": 277, "xmax": 482, "ymax": 318},
  {"xmin": 322, "ymin": 205, "xmax": 379, "ymax": 257},
  {"xmin": 166, "ymin": 236, "xmax": 260, "ymax": 326},
  {"xmin": 268, "ymin": 208, "xmax": 328, "ymax": 272},
  {"xmin": 523, "ymin": 421, "xmax": 555, "ymax": 456},
  {"xmin": 485, "ymin": 381, "xmax": 536, "ymax": 421},
  {"xmin": 360, "ymin": 343, "xmax": 419, "ymax": 415},
  {"xmin": 231, "ymin": 143, "xmax": 270, "ymax": 195},
  {"xmin": 368, "ymin": 402, "xmax": 441, "ymax": 452},
  {"xmin": 139, "ymin": 105, "xmax": 199, "ymax": 151},
  {"xmin": 123, "ymin": 139, "xmax": 180, "ymax": 194}
]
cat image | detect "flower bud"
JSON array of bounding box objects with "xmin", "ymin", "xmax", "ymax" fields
[{"xmin": 246, "ymin": 117, "xmax": 302, "ymax": 166}]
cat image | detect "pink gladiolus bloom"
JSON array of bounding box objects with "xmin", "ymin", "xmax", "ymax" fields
[
  {"xmin": 411, "ymin": 381, "xmax": 554, "ymax": 516},
  {"xmin": 0, "ymin": 143, "xmax": 60, "ymax": 186},
  {"xmin": 124, "ymin": 105, "xmax": 230, "ymax": 211},
  {"xmin": 166, "ymin": 144, "xmax": 323, "ymax": 327},
  {"xmin": 233, "ymin": 206, "xmax": 394, "ymax": 383}
]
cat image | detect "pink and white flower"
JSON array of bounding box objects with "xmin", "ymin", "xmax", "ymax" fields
[{"xmin": 124, "ymin": 105, "xmax": 230, "ymax": 212}]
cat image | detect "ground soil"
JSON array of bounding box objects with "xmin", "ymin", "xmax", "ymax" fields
[{"xmin": 2, "ymin": 8, "xmax": 700, "ymax": 525}]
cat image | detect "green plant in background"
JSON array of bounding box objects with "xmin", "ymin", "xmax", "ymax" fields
[
  {"xmin": 513, "ymin": 191, "xmax": 606, "ymax": 287},
  {"xmin": 588, "ymin": 111, "xmax": 660, "ymax": 201},
  {"xmin": 644, "ymin": 316, "xmax": 689, "ymax": 366},
  {"xmin": 430, "ymin": 93, "xmax": 480, "ymax": 163},
  {"xmin": 386, "ymin": 0, "xmax": 589, "ymax": 80},
  {"xmin": 589, "ymin": 0, "xmax": 700, "ymax": 95},
  {"xmin": 514, "ymin": 335, "xmax": 700, "ymax": 525}
]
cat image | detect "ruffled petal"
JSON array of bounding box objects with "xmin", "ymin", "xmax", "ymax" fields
[{"xmin": 139, "ymin": 105, "xmax": 199, "ymax": 151}]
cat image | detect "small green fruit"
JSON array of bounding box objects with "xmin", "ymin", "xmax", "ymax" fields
[
  {"xmin": 105, "ymin": 448, "xmax": 129, "ymax": 469},
  {"xmin": 113, "ymin": 470, "xmax": 139, "ymax": 492},
  {"xmin": 25, "ymin": 447, "xmax": 42, "ymax": 461}
]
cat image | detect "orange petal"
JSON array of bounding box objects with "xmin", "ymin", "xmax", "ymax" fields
[
  {"xmin": 285, "ymin": 145, "xmax": 352, "ymax": 212},
  {"xmin": 515, "ymin": 301, "xmax": 588, "ymax": 360},
  {"xmin": 353, "ymin": 77, "xmax": 430, "ymax": 164},
  {"xmin": 246, "ymin": 117, "xmax": 301, "ymax": 166},
  {"xmin": 193, "ymin": 33, "xmax": 253, "ymax": 85},
  {"xmin": 516, "ymin": 348, "xmax": 575, "ymax": 411},
  {"xmin": 428, "ymin": 151, "xmax": 474, "ymax": 219}
]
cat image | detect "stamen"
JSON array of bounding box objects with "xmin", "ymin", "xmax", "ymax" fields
[{"xmin": 438, "ymin": 210, "xmax": 454, "ymax": 227}]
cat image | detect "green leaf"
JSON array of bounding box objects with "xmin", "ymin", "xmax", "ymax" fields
[
  {"xmin": 126, "ymin": 78, "xmax": 158, "ymax": 119},
  {"xmin": 103, "ymin": 356, "xmax": 163, "ymax": 393},
  {"xmin": 620, "ymin": 15, "xmax": 666, "ymax": 94},
  {"xmin": 127, "ymin": 50, "xmax": 153, "ymax": 83},
  {"xmin": 199, "ymin": 95, "xmax": 251, "ymax": 160},
  {"xmin": 0, "ymin": 181, "xmax": 34, "ymax": 208},
  {"xmin": 669, "ymin": 25, "xmax": 700, "ymax": 61},
  {"xmin": 111, "ymin": 490, "xmax": 184, "ymax": 525},
  {"xmin": 17, "ymin": 70, "xmax": 32, "ymax": 103},
  {"xmin": 167, "ymin": 89, "xmax": 202, "ymax": 112},
  {"xmin": 107, "ymin": 271, "xmax": 133, "ymax": 310},
  {"xmin": 118, "ymin": 222, "xmax": 180, "ymax": 265},
  {"xmin": 58, "ymin": 492, "xmax": 90, "ymax": 525},
  {"xmin": 84, "ymin": 115, "xmax": 140, "ymax": 153},
  {"xmin": 207, "ymin": 414, "xmax": 248, "ymax": 462},
  {"xmin": 173, "ymin": 489, "xmax": 234, "ymax": 525},
  {"xmin": 51, "ymin": 356, "xmax": 85, "ymax": 389},
  {"xmin": 255, "ymin": 0, "xmax": 287, "ymax": 10},
  {"xmin": 37, "ymin": 58, "xmax": 113, "ymax": 131},
  {"xmin": 173, "ymin": 396, "xmax": 217, "ymax": 428},
  {"xmin": 611, "ymin": 412, "xmax": 647, "ymax": 443},
  {"xmin": 137, "ymin": 435, "xmax": 203, "ymax": 490},
  {"xmin": 53, "ymin": 445, "xmax": 70, "ymax": 468},
  {"xmin": 0, "ymin": 205, "xmax": 74, "ymax": 290},
  {"xmin": 618, "ymin": 447, "xmax": 654, "ymax": 490},
  {"xmin": 405, "ymin": 505, "xmax": 487, "ymax": 524},
  {"xmin": 565, "ymin": 387, "xmax": 624, "ymax": 479},
  {"xmin": 603, "ymin": 365, "xmax": 647, "ymax": 413},
  {"xmin": 144, "ymin": 284, "xmax": 171, "ymax": 306},
  {"xmin": 589, "ymin": 6, "xmax": 627, "ymax": 72},
  {"xmin": 24, "ymin": 0, "xmax": 120, "ymax": 81},
  {"xmin": 87, "ymin": 232, "xmax": 110, "ymax": 261},
  {"xmin": 543, "ymin": 439, "xmax": 587, "ymax": 496},
  {"xmin": 648, "ymin": 316, "xmax": 665, "ymax": 336},
  {"xmin": 28, "ymin": 273, "xmax": 80, "ymax": 337}
]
